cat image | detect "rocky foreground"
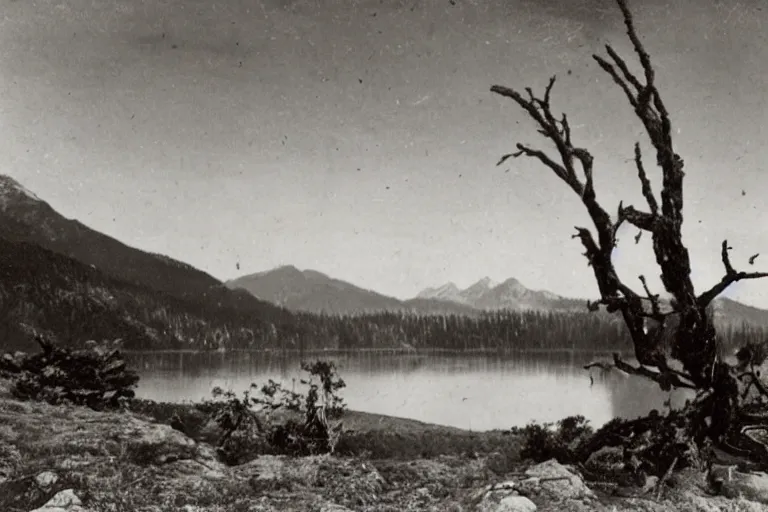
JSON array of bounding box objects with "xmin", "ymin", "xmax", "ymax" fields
[{"xmin": 1, "ymin": 380, "xmax": 768, "ymax": 511}]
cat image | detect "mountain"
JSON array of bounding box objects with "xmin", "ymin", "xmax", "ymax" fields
[
  {"xmin": 418, "ymin": 275, "xmax": 768, "ymax": 334},
  {"xmin": 711, "ymin": 297, "xmax": 768, "ymax": 331},
  {"xmin": 416, "ymin": 278, "xmax": 500, "ymax": 305},
  {"xmin": 0, "ymin": 175, "xmax": 272, "ymax": 314},
  {"xmin": 400, "ymin": 298, "xmax": 481, "ymax": 316},
  {"xmin": 417, "ymin": 277, "xmax": 584, "ymax": 312},
  {"xmin": 459, "ymin": 277, "xmax": 497, "ymax": 304},
  {"xmin": 227, "ymin": 266, "xmax": 478, "ymax": 316},
  {"xmin": 416, "ymin": 282, "xmax": 463, "ymax": 303},
  {"xmin": 0, "ymin": 236, "xmax": 303, "ymax": 351},
  {"xmin": 227, "ymin": 265, "xmax": 400, "ymax": 314},
  {"xmin": 473, "ymin": 278, "xmax": 585, "ymax": 311}
]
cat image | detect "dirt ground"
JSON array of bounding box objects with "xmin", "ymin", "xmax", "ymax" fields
[{"xmin": 1, "ymin": 379, "xmax": 766, "ymax": 512}]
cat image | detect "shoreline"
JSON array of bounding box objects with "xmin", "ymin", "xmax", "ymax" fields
[
  {"xmin": 124, "ymin": 347, "xmax": 633, "ymax": 432},
  {"xmin": 136, "ymin": 395, "xmax": 495, "ymax": 434},
  {"xmin": 2, "ymin": 379, "xmax": 763, "ymax": 511}
]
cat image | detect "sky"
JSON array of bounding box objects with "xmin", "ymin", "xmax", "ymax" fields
[{"xmin": 2, "ymin": 0, "xmax": 768, "ymax": 306}]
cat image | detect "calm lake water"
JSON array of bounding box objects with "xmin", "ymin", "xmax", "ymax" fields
[{"xmin": 126, "ymin": 351, "xmax": 692, "ymax": 431}]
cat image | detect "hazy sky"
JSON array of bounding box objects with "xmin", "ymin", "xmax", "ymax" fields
[{"xmin": 2, "ymin": 0, "xmax": 768, "ymax": 306}]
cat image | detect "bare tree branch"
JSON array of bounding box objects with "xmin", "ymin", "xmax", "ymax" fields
[
  {"xmin": 639, "ymin": 275, "xmax": 662, "ymax": 318},
  {"xmin": 509, "ymin": 143, "xmax": 572, "ymax": 185},
  {"xmin": 490, "ymin": 82, "xmax": 615, "ymax": 257},
  {"xmin": 587, "ymin": 296, "xmax": 629, "ymax": 314},
  {"xmin": 605, "ymin": 44, "xmax": 643, "ymax": 93},
  {"xmin": 560, "ymin": 113, "xmax": 572, "ymax": 146},
  {"xmin": 634, "ymin": 143, "xmax": 659, "ymax": 214},
  {"xmin": 698, "ymin": 240, "xmax": 768, "ymax": 307},
  {"xmin": 613, "ymin": 353, "xmax": 697, "ymax": 390},
  {"xmin": 593, "ymin": 54, "xmax": 637, "ymax": 108},
  {"xmin": 615, "ymin": 0, "xmax": 654, "ymax": 92},
  {"xmin": 593, "ymin": 0, "xmax": 681, "ymax": 228},
  {"xmin": 492, "ymin": 64, "xmax": 661, "ymax": 366},
  {"xmin": 583, "ymin": 353, "xmax": 697, "ymax": 391},
  {"xmin": 584, "ymin": 361, "xmax": 614, "ymax": 372},
  {"xmin": 723, "ymin": 240, "xmax": 735, "ymax": 275},
  {"xmin": 621, "ymin": 204, "xmax": 656, "ymax": 231},
  {"xmin": 612, "ymin": 201, "xmax": 627, "ymax": 236},
  {"xmin": 491, "ymin": 81, "xmax": 594, "ymax": 196}
]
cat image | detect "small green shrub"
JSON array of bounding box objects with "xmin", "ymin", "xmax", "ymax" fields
[
  {"xmin": 206, "ymin": 359, "xmax": 347, "ymax": 463},
  {"xmin": 515, "ymin": 415, "xmax": 593, "ymax": 464},
  {"xmin": 252, "ymin": 360, "xmax": 347, "ymax": 420},
  {"xmin": 0, "ymin": 335, "xmax": 138, "ymax": 410},
  {"xmin": 127, "ymin": 399, "xmax": 210, "ymax": 439},
  {"xmin": 207, "ymin": 386, "xmax": 269, "ymax": 465}
]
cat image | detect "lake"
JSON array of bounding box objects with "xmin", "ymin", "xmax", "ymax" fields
[{"xmin": 126, "ymin": 350, "xmax": 692, "ymax": 431}]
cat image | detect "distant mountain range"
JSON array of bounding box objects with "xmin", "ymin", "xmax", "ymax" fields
[
  {"xmin": 226, "ymin": 265, "xmax": 768, "ymax": 332},
  {"xmin": 1, "ymin": 173, "xmax": 768, "ymax": 352},
  {"xmin": 417, "ymin": 277, "xmax": 585, "ymax": 312},
  {"xmin": 226, "ymin": 266, "xmax": 478, "ymax": 316},
  {"xmin": 227, "ymin": 268, "xmax": 585, "ymax": 315}
]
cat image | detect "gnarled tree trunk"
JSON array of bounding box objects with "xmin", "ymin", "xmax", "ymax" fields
[{"xmin": 491, "ymin": 0, "xmax": 768, "ymax": 469}]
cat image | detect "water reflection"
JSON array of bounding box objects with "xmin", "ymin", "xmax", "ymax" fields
[{"xmin": 126, "ymin": 351, "xmax": 686, "ymax": 431}]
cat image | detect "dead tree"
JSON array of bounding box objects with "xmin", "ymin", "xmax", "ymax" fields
[{"xmin": 491, "ymin": 0, "xmax": 768, "ymax": 463}]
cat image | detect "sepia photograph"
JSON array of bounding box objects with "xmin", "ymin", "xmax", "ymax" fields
[{"xmin": 2, "ymin": 0, "xmax": 768, "ymax": 510}]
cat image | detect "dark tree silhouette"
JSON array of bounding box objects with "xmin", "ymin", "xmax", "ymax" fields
[{"xmin": 491, "ymin": 0, "xmax": 768, "ymax": 464}]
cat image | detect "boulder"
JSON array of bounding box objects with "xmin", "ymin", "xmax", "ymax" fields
[
  {"xmin": 29, "ymin": 489, "xmax": 89, "ymax": 512},
  {"xmin": 35, "ymin": 471, "xmax": 59, "ymax": 488},
  {"xmin": 584, "ymin": 445, "xmax": 624, "ymax": 473},
  {"xmin": 710, "ymin": 465, "xmax": 768, "ymax": 504},
  {"xmin": 493, "ymin": 496, "xmax": 537, "ymax": 512},
  {"xmin": 474, "ymin": 481, "xmax": 535, "ymax": 512},
  {"xmin": 641, "ymin": 475, "xmax": 659, "ymax": 494},
  {"xmin": 522, "ymin": 459, "xmax": 595, "ymax": 501},
  {"xmin": 319, "ymin": 504, "xmax": 354, "ymax": 512},
  {"xmin": 118, "ymin": 416, "xmax": 199, "ymax": 465}
]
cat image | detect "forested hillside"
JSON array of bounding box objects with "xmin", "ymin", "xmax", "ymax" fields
[
  {"xmin": 0, "ymin": 175, "xmax": 275, "ymax": 313},
  {"xmin": 0, "ymin": 237, "xmax": 298, "ymax": 351},
  {"xmin": 1, "ymin": 235, "xmax": 764, "ymax": 353}
]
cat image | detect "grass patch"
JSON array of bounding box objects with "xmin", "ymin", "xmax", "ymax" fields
[
  {"xmin": 127, "ymin": 398, "xmax": 212, "ymax": 439},
  {"xmin": 337, "ymin": 425, "xmax": 519, "ymax": 460},
  {"xmin": 321, "ymin": 410, "xmax": 521, "ymax": 460},
  {"xmin": 129, "ymin": 399, "xmax": 522, "ymax": 461}
]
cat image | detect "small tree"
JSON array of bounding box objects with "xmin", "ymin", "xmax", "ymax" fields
[
  {"xmin": 207, "ymin": 359, "xmax": 346, "ymax": 463},
  {"xmin": 491, "ymin": 0, "xmax": 768, "ymax": 466}
]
